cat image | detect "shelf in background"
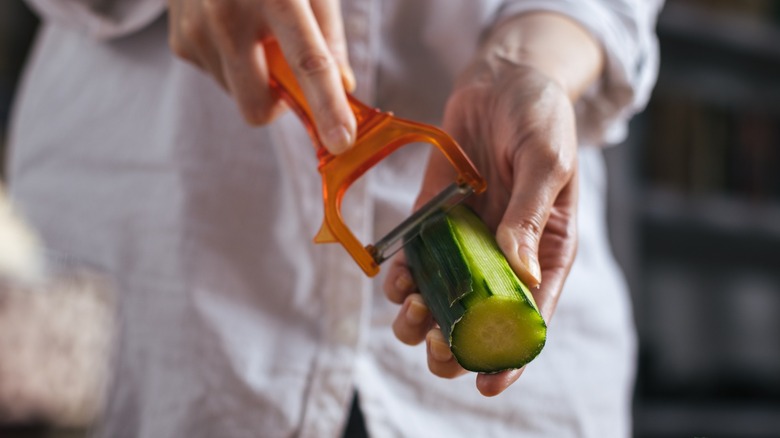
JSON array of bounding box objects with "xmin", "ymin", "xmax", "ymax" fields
[
  {"xmin": 634, "ymin": 401, "xmax": 780, "ymax": 438},
  {"xmin": 639, "ymin": 188, "xmax": 780, "ymax": 241},
  {"xmin": 623, "ymin": 3, "xmax": 780, "ymax": 437},
  {"xmin": 654, "ymin": 64, "xmax": 780, "ymax": 114},
  {"xmin": 658, "ymin": 1, "xmax": 780, "ymax": 62},
  {"xmin": 655, "ymin": 2, "xmax": 780, "ymax": 113}
]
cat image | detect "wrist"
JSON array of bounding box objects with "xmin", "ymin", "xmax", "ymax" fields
[{"xmin": 470, "ymin": 12, "xmax": 604, "ymax": 101}]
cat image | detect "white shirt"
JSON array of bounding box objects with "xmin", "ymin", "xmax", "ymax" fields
[{"xmin": 8, "ymin": 0, "xmax": 661, "ymax": 436}]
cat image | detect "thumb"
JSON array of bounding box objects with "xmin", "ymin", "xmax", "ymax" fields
[
  {"xmin": 496, "ymin": 218, "xmax": 544, "ymax": 290},
  {"xmin": 495, "ymin": 155, "xmax": 566, "ymax": 289}
]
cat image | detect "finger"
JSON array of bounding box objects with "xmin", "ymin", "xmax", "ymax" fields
[
  {"xmin": 192, "ymin": 36, "xmax": 229, "ymax": 92},
  {"xmin": 264, "ymin": 0, "xmax": 356, "ymax": 154},
  {"xmin": 392, "ymin": 294, "xmax": 433, "ymax": 345},
  {"xmin": 204, "ymin": 1, "xmax": 286, "ymax": 124},
  {"xmin": 168, "ymin": 1, "xmax": 212, "ymax": 73},
  {"xmin": 495, "ymin": 149, "xmax": 572, "ymax": 289},
  {"xmin": 383, "ymin": 253, "xmax": 415, "ymax": 304},
  {"xmin": 167, "ymin": 0, "xmax": 191, "ymax": 62},
  {"xmin": 528, "ymin": 176, "xmax": 578, "ymax": 321},
  {"xmin": 310, "ymin": 0, "xmax": 356, "ymax": 91},
  {"xmin": 476, "ymin": 368, "xmax": 525, "ymax": 397},
  {"xmin": 426, "ymin": 328, "xmax": 468, "ymax": 379}
]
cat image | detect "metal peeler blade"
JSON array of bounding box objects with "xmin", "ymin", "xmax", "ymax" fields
[{"xmin": 368, "ymin": 183, "xmax": 474, "ymax": 266}]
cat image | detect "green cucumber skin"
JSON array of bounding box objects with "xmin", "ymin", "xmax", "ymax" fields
[
  {"xmin": 404, "ymin": 205, "xmax": 546, "ymax": 372},
  {"xmin": 404, "ymin": 227, "xmax": 467, "ymax": 341}
]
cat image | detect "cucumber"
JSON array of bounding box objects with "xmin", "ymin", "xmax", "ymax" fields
[{"xmin": 404, "ymin": 205, "xmax": 547, "ymax": 373}]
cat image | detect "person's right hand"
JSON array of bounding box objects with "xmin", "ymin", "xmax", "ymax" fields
[{"xmin": 167, "ymin": 0, "xmax": 357, "ymax": 154}]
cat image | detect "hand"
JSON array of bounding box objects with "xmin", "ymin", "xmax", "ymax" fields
[
  {"xmin": 167, "ymin": 0, "xmax": 356, "ymax": 154},
  {"xmin": 384, "ymin": 63, "xmax": 579, "ymax": 396},
  {"xmin": 385, "ymin": 12, "xmax": 600, "ymax": 397}
]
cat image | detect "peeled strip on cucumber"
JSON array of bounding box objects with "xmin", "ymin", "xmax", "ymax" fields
[{"xmin": 404, "ymin": 205, "xmax": 547, "ymax": 373}]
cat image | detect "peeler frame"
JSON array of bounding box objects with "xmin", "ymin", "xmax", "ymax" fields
[{"xmin": 263, "ymin": 39, "xmax": 486, "ymax": 277}]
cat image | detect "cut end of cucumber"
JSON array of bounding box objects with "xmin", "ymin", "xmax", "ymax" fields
[
  {"xmin": 405, "ymin": 205, "xmax": 548, "ymax": 373},
  {"xmin": 451, "ymin": 296, "xmax": 547, "ymax": 373}
]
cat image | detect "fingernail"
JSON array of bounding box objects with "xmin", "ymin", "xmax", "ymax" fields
[
  {"xmin": 406, "ymin": 298, "xmax": 428, "ymax": 325},
  {"xmin": 429, "ymin": 333, "xmax": 453, "ymax": 362},
  {"xmin": 394, "ymin": 271, "xmax": 413, "ymax": 293},
  {"xmin": 521, "ymin": 252, "xmax": 542, "ymax": 287},
  {"xmin": 323, "ymin": 125, "xmax": 353, "ymax": 154}
]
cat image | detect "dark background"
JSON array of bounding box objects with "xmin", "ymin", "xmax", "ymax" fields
[
  {"xmin": 604, "ymin": 0, "xmax": 780, "ymax": 436},
  {"xmin": 2, "ymin": 1, "xmax": 780, "ymax": 437},
  {"xmin": 0, "ymin": 1, "xmax": 36, "ymax": 172}
]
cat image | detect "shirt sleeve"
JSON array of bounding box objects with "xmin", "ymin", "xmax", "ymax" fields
[
  {"xmin": 25, "ymin": 0, "xmax": 166, "ymax": 40},
  {"xmin": 496, "ymin": 0, "xmax": 664, "ymax": 146}
]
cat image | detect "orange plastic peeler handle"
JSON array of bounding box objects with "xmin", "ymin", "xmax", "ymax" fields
[{"xmin": 263, "ymin": 38, "xmax": 485, "ymax": 277}]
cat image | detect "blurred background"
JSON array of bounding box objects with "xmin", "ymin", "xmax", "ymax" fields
[
  {"xmin": 1, "ymin": 1, "xmax": 779, "ymax": 437},
  {"xmin": 604, "ymin": 0, "xmax": 780, "ymax": 436},
  {"xmin": 0, "ymin": 1, "xmax": 36, "ymax": 171}
]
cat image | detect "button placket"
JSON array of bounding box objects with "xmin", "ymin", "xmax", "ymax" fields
[{"xmin": 299, "ymin": 2, "xmax": 378, "ymax": 436}]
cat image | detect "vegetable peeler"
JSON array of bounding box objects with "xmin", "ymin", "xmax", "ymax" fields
[{"xmin": 263, "ymin": 39, "xmax": 486, "ymax": 277}]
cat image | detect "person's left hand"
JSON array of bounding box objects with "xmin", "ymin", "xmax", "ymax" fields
[{"xmin": 383, "ymin": 56, "xmax": 580, "ymax": 397}]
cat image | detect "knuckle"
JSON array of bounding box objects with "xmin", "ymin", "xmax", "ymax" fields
[
  {"xmin": 178, "ymin": 16, "xmax": 203, "ymax": 45},
  {"xmin": 168, "ymin": 34, "xmax": 188, "ymax": 59},
  {"xmin": 203, "ymin": 0, "xmax": 238, "ymax": 23},
  {"xmin": 561, "ymin": 216, "xmax": 578, "ymax": 242},
  {"xmin": 514, "ymin": 140, "xmax": 573, "ymax": 183},
  {"xmin": 294, "ymin": 49, "xmax": 335, "ymax": 77},
  {"xmin": 535, "ymin": 148, "xmax": 569, "ymax": 178},
  {"xmin": 516, "ymin": 215, "xmax": 544, "ymax": 239},
  {"xmin": 392, "ymin": 321, "xmax": 418, "ymax": 346},
  {"xmin": 555, "ymin": 157, "xmax": 575, "ymax": 179},
  {"xmin": 385, "ymin": 288, "xmax": 404, "ymax": 305},
  {"xmin": 202, "ymin": 0, "xmax": 243, "ymax": 56}
]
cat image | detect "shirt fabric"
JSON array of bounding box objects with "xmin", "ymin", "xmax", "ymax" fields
[{"xmin": 8, "ymin": 0, "xmax": 661, "ymax": 437}]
